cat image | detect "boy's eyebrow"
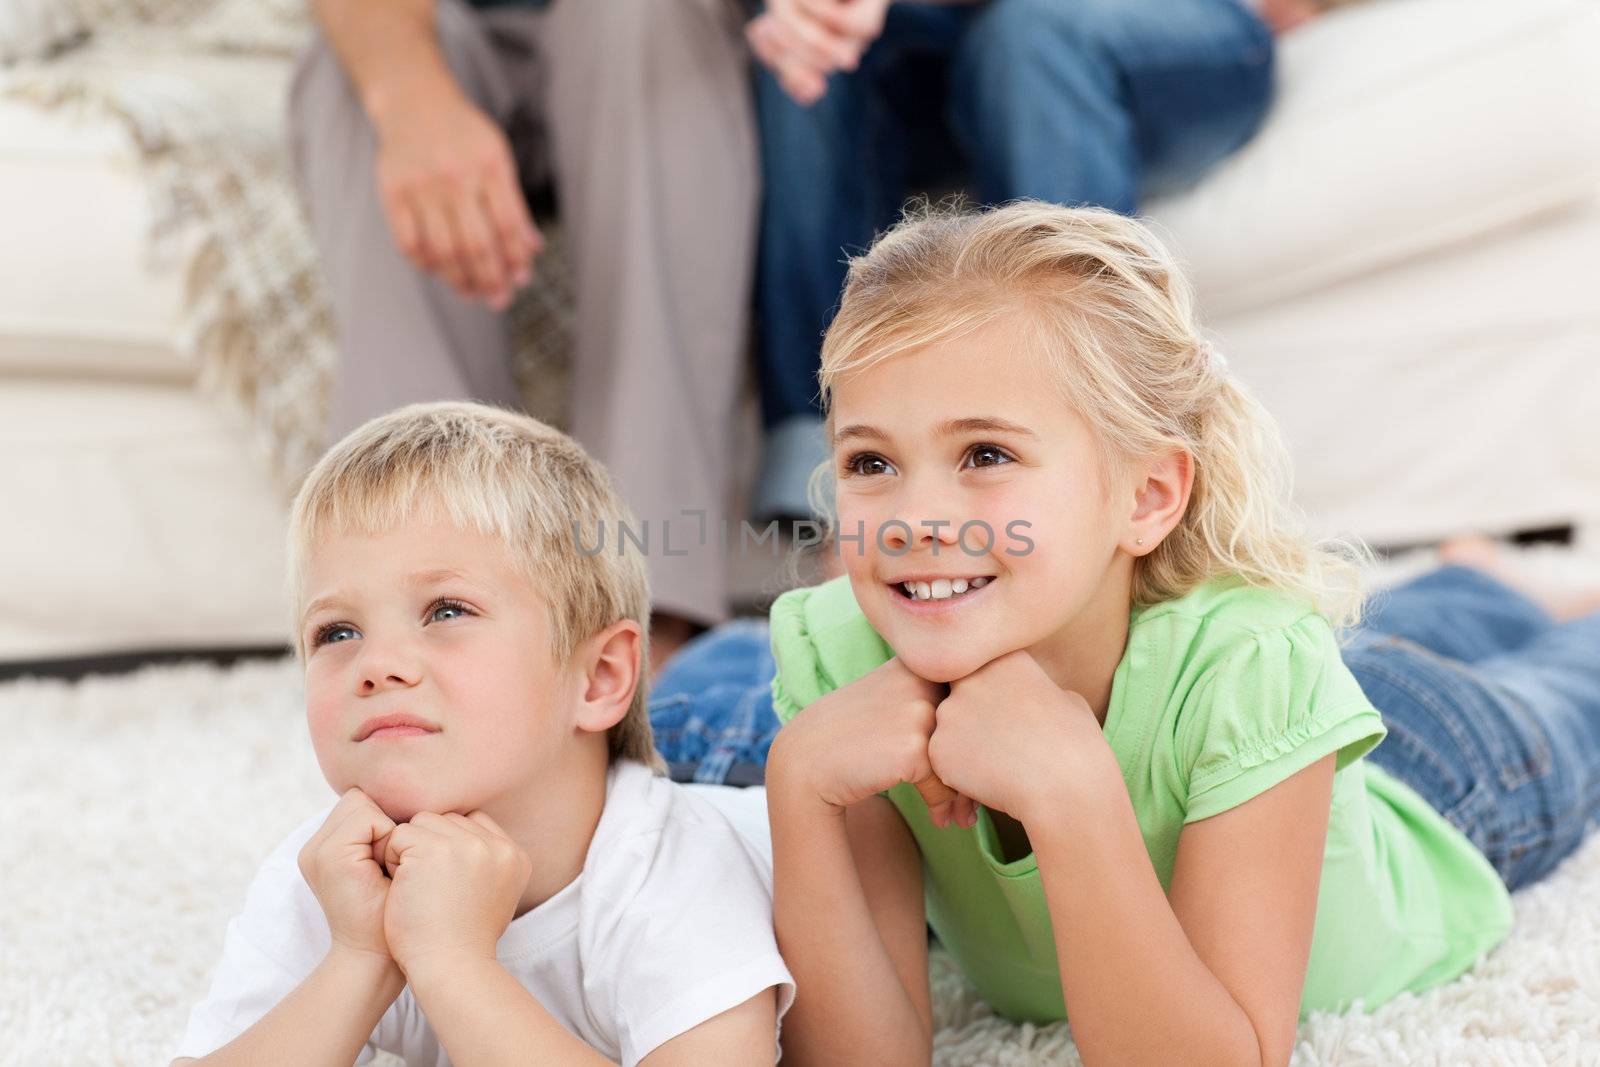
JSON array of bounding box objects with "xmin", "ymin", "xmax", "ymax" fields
[
  {"xmin": 832, "ymin": 416, "xmax": 1039, "ymax": 445},
  {"xmin": 302, "ymin": 568, "xmax": 476, "ymax": 620}
]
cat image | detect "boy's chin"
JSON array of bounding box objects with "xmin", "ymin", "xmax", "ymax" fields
[{"xmin": 351, "ymin": 775, "xmax": 466, "ymax": 825}]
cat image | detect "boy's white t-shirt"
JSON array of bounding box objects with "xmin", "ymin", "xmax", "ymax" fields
[{"xmin": 174, "ymin": 760, "xmax": 794, "ymax": 1066}]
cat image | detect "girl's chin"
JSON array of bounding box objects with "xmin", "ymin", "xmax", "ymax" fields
[{"xmin": 894, "ymin": 646, "xmax": 993, "ymax": 685}]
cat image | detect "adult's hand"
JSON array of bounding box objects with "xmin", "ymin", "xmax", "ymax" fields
[
  {"xmin": 370, "ymin": 82, "xmax": 542, "ymax": 310},
  {"xmin": 747, "ymin": 0, "xmax": 890, "ymax": 106}
]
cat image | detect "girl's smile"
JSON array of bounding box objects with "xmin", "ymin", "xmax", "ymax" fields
[{"xmin": 885, "ymin": 572, "xmax": 998, "ymax": 614}]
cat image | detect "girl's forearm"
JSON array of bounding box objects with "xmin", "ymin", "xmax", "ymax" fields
[
  {"xmin": 1029, "ymin": 781, "xmax": 1264, "ymax": 1067},
  {"xmin": 766, "ymin": 765, "xmax": 932, "ymax": 1065}
]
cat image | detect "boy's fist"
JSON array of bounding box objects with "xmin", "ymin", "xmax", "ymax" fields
[
  {"xmin": 298, "ymin": 787, "xmax": 399, "ymax": 962},
  {"xmin": 379, "ymin": 811, "xmax": 532, "ymax": 978}
]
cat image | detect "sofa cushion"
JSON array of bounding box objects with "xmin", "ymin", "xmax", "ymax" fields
[
  {"xmin": 0, "ymin": 97, "xmax": 196, "ymax": 381},
  {"xmin": 0, "ymin": 376, "xmax": 290, "ymax": 661},
  {"xmin": 1148, "ymin": 0, "xmax": 1600, "ymax": 315}
]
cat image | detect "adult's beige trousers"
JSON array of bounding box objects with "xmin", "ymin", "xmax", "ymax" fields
[{"xmin": 288, "ymin": 0, "xmax": 759, "ymax": 626}]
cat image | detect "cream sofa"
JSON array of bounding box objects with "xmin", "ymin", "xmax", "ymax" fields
[{"xmin": 3, "ymin": 0, "xmax": 1598, "ymax": 666}]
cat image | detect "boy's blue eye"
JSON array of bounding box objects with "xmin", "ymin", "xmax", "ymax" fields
[
  {"xmin": 430, "ymin": 600, "xmax": 470, "ymax": 622},
  {"xmin": 313, "ymin": 623, "xmax": 358, "ymax": 648},
  {"xmin": 309, "ymin": 599, "xmax": 472, "ymax": 649}
]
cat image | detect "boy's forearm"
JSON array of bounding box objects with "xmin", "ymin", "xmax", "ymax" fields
[
  {"xmin": 307, "ymin": 0, "xmax": 463, "ymax": 131},
  {"xmin": 191, "ymin": 946, "xmax": 405, "ymax": 1067},
  {"xmin": 406, "ymin": 956, "xmax": 616, "ymax": 1065},
  {"xmin": 1029, "ymin": 778, "xmax": 1262, "ymax": 1067},
  {"xmin": 765, "ymin": 766, "xmax": 931, "ymax": 1066}
]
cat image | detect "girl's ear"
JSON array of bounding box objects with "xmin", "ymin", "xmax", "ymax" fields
[
  {"xmin": 572, "ymin": 618, "xmax": 643, "ymax": 736},
  {"xmin": 1124, "ymin": 447, "xmax": 1193, "ymax": 556}
]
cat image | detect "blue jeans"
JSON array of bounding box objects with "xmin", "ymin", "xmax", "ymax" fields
[
  {"xmin": 751, "ymin": 0, "xmax": 1275, "ymax": 517},
  {"xmin": 1344, "ymin": 565, "xmax": 1600, "ymax": 890},
  {"xmin": 652, "ymin": 566, "xmax": 1600, "ymax": 891},
  {"xmin": 650, "ymin": 619, "xmax": 781, "ymax": 786}
]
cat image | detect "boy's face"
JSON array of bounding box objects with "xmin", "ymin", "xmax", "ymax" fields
[
  {"xmin": 829, "ymin": 314, "xmax": 1135, "ymax": 683},
  {"xmin": 299, "ymin": 518, "xmax": 579, "ymax": 823}
]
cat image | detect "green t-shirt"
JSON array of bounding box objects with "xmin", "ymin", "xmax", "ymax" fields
[{"xmin": 768, "ymin": 574, "xmax": 1513, "ymax": 1021}]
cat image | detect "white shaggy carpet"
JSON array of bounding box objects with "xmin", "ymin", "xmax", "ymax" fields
[{"xmin": 4, "ymin": 645, "xmax": 1599, "ymax": 1066}]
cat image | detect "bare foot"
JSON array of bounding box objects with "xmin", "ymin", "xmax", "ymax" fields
[
  {"xmin": 1439, "ymin": 536, "xmax": 1600, "ymax": 622},
  {"xmin": 1258, "ymin": 0, "xmax": 1321, "ymax": 34},
  {"xmin": 648, "ymin": 612, "xmax": 707, "ymax": 682}
]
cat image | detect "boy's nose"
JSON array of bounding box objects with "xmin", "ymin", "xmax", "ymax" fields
[
  {"xmin": 359, "ymin": 670, "xmax": 418, "ymax": 694},
  {"xmin": 354, "ymin": 643, "xmax": 423, "ymax": 693}
]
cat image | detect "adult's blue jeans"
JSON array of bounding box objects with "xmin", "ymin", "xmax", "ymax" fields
[
  {"xmin": 652, "ymin": 565, "xmax": 1600, "ymax": 892},
  {"xmin": 751, "ymin": 0, "xmax": 1276, "ymax": 519}
]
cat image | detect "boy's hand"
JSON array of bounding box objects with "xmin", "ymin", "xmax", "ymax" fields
[
  {"xmin": 298, "ymin": 787, "xmax": 400, "ymax": 964},
  {"xmin": 769, "ymin": 656, "xmax": 976, "ymax": 828},
  {"xmin": 928, "ymin": 650, "xmax": 1114, "ymax": 827},
  {"xmin": 380, "ymin": 811, "xmax": 532, "ymax": 980},
  {"xmin": 747, "ymin": 0, "xmax": 890, "ymax": 106}
]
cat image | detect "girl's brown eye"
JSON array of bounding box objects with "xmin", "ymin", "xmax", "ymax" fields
[
  {"xmin": 844, "ymin": 453, "xmax": 893, "ymax": 477},
  {"xmin": 967, "ymin": 444, "xmax": 1014, "ymax": 468}
]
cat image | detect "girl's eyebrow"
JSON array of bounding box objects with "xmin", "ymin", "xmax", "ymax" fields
[{"xmin": 833, "ymin": 416, "xmax": 1039, "ymax": 445}]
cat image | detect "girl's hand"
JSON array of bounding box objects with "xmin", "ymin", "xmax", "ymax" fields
[
  {"xmin": 298, "ymin": 787, "xmax": 400, "ymax": 964},
  {"xmin": 379, "ymin": 810, "xmax": 532, "ymax": 981},
  {"xmin": 769, "ymin": 656, "xmax": 975, "ymax": 827},
  {"xmin": 929, "ymin": 650, "xmax": 1111, "ymax": 826}
]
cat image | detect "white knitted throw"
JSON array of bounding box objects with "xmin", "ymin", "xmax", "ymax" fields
[{"xmin": 1, "ymin": 0, "xmax": 574, "ymax": 497}]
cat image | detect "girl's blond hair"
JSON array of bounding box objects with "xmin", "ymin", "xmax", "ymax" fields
[
  {"xmin": 812, "ymin": 200, "xmax": 1369, "ymax": 627},
  {"xmin": 286, "ymin": 401, "xmax": 659, "ymax": 766}
]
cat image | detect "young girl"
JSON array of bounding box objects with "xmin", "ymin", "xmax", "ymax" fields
[{"xmin": 650, "ymin": 200, "xmax": 1600, "ymax": 1066}]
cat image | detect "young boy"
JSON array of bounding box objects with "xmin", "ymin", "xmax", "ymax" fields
[{"xmin": 172, "ymin": 402, "xmax": 793, "ymax": 1066}]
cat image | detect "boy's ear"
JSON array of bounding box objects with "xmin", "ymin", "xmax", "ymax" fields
[
  {"xmin": 1123, "ymin": 447, "xmax": 1193, "ymax": 556},
  {"xmin": 572, "ymin": 618, "xmax": 643, "ymax": 736}
]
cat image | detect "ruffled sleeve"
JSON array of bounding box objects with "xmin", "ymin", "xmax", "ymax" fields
[
  {"xmin": 767, "ymin": 576, "xmax": 894, "ymax": 725},
  {"xmin": 1177, "ymin": 614, "xmax": 1386, "ymax": 824}
]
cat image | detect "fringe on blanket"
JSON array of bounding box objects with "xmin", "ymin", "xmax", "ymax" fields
[{"xmin": 2, "ymin": 1, "xmax": 575, "ymax": 499}]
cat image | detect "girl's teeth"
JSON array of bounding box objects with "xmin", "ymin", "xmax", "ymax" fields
[{"xmin": 899, "ymin": 576, "xmax": 995, "ymax": 601}]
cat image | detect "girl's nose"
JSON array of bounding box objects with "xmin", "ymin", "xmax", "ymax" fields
[{"xmin": 879, "ymin": 503, "xmax": 965, "ymax": 554}]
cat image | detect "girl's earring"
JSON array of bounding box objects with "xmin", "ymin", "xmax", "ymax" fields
[{"xmin": 1136, "ymin": 538, "xmax": 1144, "ymax": 546}]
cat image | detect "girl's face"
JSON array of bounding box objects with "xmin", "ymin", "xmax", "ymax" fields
[{"xmin": 829, "ymin": 314, "xmax": 1140, "ymax": 683}]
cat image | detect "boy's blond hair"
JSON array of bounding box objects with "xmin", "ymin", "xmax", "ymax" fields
[
  {"xmin": 286, "ymin": 401, "xmax": 659, "ymax": 765},
  {"xmin": 811, "ymin": 200, "xmax": 1369, "ymax": 627}
]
